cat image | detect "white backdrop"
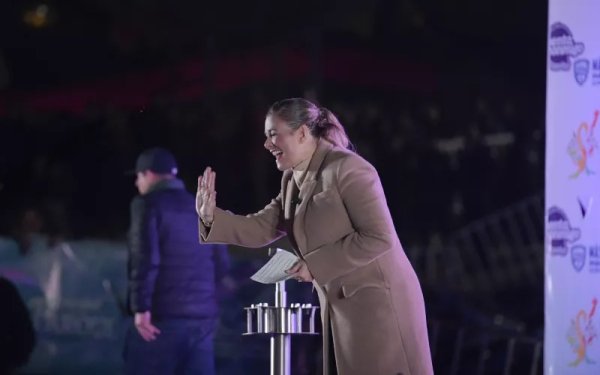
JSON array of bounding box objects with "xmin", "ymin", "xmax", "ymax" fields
[{"xmin": 546, "ymin": 1, "xmax": 600, "ymax": 374}]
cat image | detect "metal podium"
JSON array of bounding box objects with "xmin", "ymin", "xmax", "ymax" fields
[{"xmin": 243, "ymin": 249, "xmax": 320, "ymax": 375}]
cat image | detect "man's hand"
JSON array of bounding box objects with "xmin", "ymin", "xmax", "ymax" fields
[{"xmin": 134, "ymin": 311, "xmax": 160, "ymax": 342}]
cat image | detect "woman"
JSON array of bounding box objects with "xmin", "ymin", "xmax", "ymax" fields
[{"xmin": 197, "ymin": 98, "xmax": 433, "ymax": 375}]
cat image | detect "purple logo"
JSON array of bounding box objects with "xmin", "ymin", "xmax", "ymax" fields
[
  {"xmin": 547, "ymin": 206, "xmax": 581, "ymax": 256},
  {"xmin": 549, "ymin": 22, "xmax": 585, "ymax": 71},
  {"xmin": 577, "ymin": 196, "xmax": 591, "ymax": 218},
  {"xmin": 574, "ymin": 59, "xmax": 590, "ymax": 85},
  {"xmin": 590, "ymin": 246, "xmax": 600, "ymax": 273},
  {"xmin": 571, "ymin": 245, "xmax": 586, "ymax": 272},
  {"xmin": 592, "ymin": 58, "xmax": 600, "ymax": 85}
]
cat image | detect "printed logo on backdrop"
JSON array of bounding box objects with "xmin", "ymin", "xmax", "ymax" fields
[
  {"xmin": 571, "ymin": 245, "xmax": 587, "ymax": 272},
  {"xmin": 593, "ymin": 58, "xmax": 600, "ymax": 85},
  {"xmin": 549, "ymin": 22, "xmax": 585, "ymax": 71},
  {"xmin": 547, "ymin": 206, "xmax": 581, "ymax": 256},
  {"xmin": 567, "ymin": 298, "xmax": 598, "ymax": 367},
  {"xmin": 566, "ymin": 244, "xmax": 600, "ymax": 274},
  {"xmin": 567, "ymin": 110, "xmax": 598, "ymax": 179},
  {"xmin": 577, "ymin": 196, "xmax": 592, "ymax": 218},
  {"xmin": 574, "ymin": 59, "xmax": 590, "ymax": 85},
  {"xmin": 589, "ymin": 245, "xmax": 600, "ymax": 273},
  {"xmin": 547, "ymin": 205, "xmax": 600, "ymax": 273}
]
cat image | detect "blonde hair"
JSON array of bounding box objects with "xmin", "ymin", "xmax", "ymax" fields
[{"xmin": 267, "ymin": 98, "xmax": 354, "ymax": 150}]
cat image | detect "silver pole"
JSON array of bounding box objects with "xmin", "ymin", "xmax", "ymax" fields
[{"xmin": 270, "ymin": 249, "xmax": 291, "ymax": 375}]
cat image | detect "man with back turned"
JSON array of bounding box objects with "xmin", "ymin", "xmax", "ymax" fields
[{"xmin": 124, "ymin": 147, "xmax": 230, "ymax": 375}]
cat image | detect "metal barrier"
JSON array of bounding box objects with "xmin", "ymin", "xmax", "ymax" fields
[
  {"xmin": 429, "ymin": 321, "xmax": 542, "ymax": 375},
  {"xmin": 411, "ymin": 194, "xmax": 544, "ymax": 294}
]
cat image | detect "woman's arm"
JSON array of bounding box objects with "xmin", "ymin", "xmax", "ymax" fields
[
  {"xmin": 197, "ymin": 166, "xmax": 287, "ymax": 248},
  {"xmin": 199, "ymin": 193, "xmax": 287, "ymax": 248}
]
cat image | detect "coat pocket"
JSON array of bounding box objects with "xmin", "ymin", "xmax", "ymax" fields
[
  {"xmin": 311, "ymin": 189, "xmax": 337, "ymax": 204},
  {"xmin": 341, "ymin": 282, "xmax": 389, "ymax": 299}
]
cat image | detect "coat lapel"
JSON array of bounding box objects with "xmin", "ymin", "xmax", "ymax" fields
[
  {"xmin": 281, "ymin": 169, "xmax": 294, "ymax": 220},
  {"xmin": 293, "ymin": 140, "xmax": 334, "ymax": 253}
]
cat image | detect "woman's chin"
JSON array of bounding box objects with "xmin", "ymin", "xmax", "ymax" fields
[
  {"xmin": 275, "ymin": 163, "xmax": 285, "ymax": 171},
  {"xmin": 275, "ymin": 160, "xmax": 288, "ymax": 171}
]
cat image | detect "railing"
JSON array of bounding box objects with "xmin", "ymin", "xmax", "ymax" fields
[
  {"xmin": 429, "ymin": 320, "xmax": 542, "ymax": 375},
  {"xmin": 410, "ymin": 194, "xmax": 544, "ymax": 294}
]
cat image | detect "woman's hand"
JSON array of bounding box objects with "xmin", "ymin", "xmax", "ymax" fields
[
  {"xmin": 196, "ymin": 167, "xmax": 217, "ymax": 225},
  {"xmin": 285, "ymin": 259, "xmax": 314, "ymax": 282}
]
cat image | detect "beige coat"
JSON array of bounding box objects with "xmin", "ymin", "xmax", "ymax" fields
[{"xmin": 200, "ymin": 140, "xmax": 433, "ymax": 375}]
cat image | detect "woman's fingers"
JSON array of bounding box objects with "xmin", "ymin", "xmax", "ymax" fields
[
  {"xmin": 199, "ymin": 167, "xmax": 216, "ymax": 193},
  {"xmin": 202, "ymin": 167, "xmax": 211, "ymax": 189},
  {"xmin": 289, "ymin": 261, "xmax": 313, "ymax": 282},
  {"xmin": 285, "ymin": 263, "xmax": 299, "ymax": 274},
  {"xmin": 208, "ymin": 170, "xmax": 216, "ymax": 192},
  {"xmin": 197, "ymin": 174, "xmax": 207, "ymax": 210},
  {"xmin": 285, "ymin": 260, "xmax": 304, "ymax": 275}
]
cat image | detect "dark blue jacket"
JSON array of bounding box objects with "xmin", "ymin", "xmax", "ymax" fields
[{"xmin": 127, "ymin": 178, "xmax": 229, "ymax": 320}]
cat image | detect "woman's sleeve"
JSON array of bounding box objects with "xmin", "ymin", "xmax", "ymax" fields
[
  {"xmin": 303, "ymin": 156, "xmax": 397, "ymax": 285},
  {"xmin": 198, "ymin": 193, "xmax": 287, "ymax": 248}
]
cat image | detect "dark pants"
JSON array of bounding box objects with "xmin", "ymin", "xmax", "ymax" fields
[{"xmin": 124, "ymin": 318, "xmax": 217, "ymax": 375}]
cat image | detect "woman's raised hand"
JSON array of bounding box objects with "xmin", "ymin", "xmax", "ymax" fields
[{"xmin": 196, "ymin": 167, "xmax": 217, "ymax": 225}]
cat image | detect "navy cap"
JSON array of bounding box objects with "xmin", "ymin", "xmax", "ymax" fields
[{"xmin": 131, "ymin": 147, "xmax": 178, "ymax": 175}]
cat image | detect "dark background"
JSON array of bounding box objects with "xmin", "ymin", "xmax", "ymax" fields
[{"xmin": 0, "ymin": 1, "xmax": 547, "ymax": 373}]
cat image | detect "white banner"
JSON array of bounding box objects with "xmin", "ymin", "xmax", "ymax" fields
[{"xmin": 546, "ymin": 1, "xmax": 600, "ymax": 374}]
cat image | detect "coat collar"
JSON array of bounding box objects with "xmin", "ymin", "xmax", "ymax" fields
[
  {"xmin": 304, "ymin": 139, "xmax": 334, "ymax": 181},
  {"xmin": 297, "ymin": 139, "xmax": 332, "ymax": 200},
  {"xmin": 281, "ymin": 139, "xmax": 334, "ymax": 196},
  {"xmin": 291, "ymin": 139, "xmax": 335, "ymax": 252}
]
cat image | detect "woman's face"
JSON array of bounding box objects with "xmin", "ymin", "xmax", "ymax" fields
[{"xmin": 264, "ymin": 115, "xmax": 307, "ymax": 171}]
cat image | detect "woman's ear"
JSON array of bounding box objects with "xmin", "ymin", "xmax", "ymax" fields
[{"xmin": 299, "ymin": 124, "xmax": 310, "ymax": 142}]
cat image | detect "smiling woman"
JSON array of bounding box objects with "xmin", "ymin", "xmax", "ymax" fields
[
  {"xmin": 196, "ymin": 97, "xmax": 434, "ymax": 375},
  {"xmin": 263, "ymin": 99, "xmax": 353, "ymax": 183},
  {"xmin": 263, "ymin": 116, "xmax": 302, "ymax": 172}
]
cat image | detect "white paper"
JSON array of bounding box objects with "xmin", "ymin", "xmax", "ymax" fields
[{"xmin": 250, "ymin": 250, "xmax": 298, "ymax": 284}]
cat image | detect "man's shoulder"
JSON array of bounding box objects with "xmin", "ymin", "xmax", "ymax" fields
[
  {"xmin": 129, "ymin": 190, "xmax": 174, "ymax": 209},
  {"xmin": 130, "ymin": 185, "xmax": 194, "ymax": 216},
  {"xmin": 146, "ymin": 186, "xmax": 193, "ymax": 200}
]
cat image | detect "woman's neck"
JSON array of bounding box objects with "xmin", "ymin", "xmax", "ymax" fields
[
  {"xmin": 292, "ymin": 159, "xmax": 309, "ymax": 187},
  {"xmin": 292, "ymin": 142, "xmax": 317, "ymax": 186}
]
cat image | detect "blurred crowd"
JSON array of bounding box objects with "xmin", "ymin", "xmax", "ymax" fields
[
  {"xmin": 0, "ymin": 0, "xmax": 545, "ymax": 254},
  {"xmin": 0, "ymin": 72, "xmax": 544, "ymax": 252}
]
